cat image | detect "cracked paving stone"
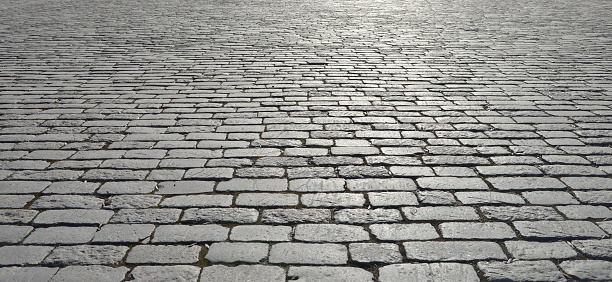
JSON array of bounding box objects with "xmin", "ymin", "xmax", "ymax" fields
[
  {"xmin": 288, "ymin": 266, "xmax": 374, "ymax": 282},
  {"xmin": 200, "ymin": 265, "xmax": 285, "ymax": 282},
  {"xmin": 129, "ymin": 265, "xmax": 201, "ymax": 282},
  {"xmin": 126, "ymin": 245, "xmax": 200, "ymax": 264},
  {"xmin": 478, "ymin": 260, "xmax": 566, "ymax": 282},
  {"xmin": 379, "ymin": 263, "xmax": 479, "ymax": 282}
]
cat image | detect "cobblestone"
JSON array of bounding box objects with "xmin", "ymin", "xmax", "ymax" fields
[{"xmin": 2, "ymin": 0, "xmax": 612, "ymax": 279}]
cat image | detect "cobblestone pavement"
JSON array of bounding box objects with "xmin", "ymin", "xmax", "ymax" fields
[{"xmin": 1, "ymin": 0, "xmax": 612, "ymax": 281}]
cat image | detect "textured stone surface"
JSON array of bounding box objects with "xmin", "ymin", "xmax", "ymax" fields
[
  {"xmin": 478, "ymin": 260, "xmax": 566, "ymax": 282},
  {"xmin": 572, "ymin": 239, "xmax": 612, "ymax": 259},
  {"xmin": 379, "ymin": 263, "xmax": 479, "ymax": 282},
  {"xmin": 44, "ymin": 245, "xmax": 128, "ymax": 266},
  {"xmin": 514, "ymin": 221, "xmax": 607, "ymax": 239},
  {"xmin": 269, "ymin": 243, "xmax": 348, "ymax": 265},
  {"xmin": 560, "ymin": 260, "xmax": 612, "ymax": 281},
  {"xmin": 126, "ymin": 245, "xmax": 200, "ymax": 264},
  {"xmin": 370, "ymin": 224, "xmax": 439, "ymax": 241},
  {"xmin": 505, "ymin": 241, "xmax": 577, "ymax": 259},
  {"xmin": 200, "ymin": 265, "xmax": 285, "ymax": 282},
  {"xmin": 349, "ymin": 243, "xmax": 403, "ymax": 263},
  {"xmin": 50, "ymin": 265, "xmax": 129, "ymax": 282},
  {"xmin": 403, "ymin": 241, "xmax": 506, "ymax": 261},
  {"xmin": 0, "ymin": 246, "xmax": 54, "ymax": 266},
  {"xmin": 294, "ymin": 224, "xmax": 369, "ymax": 242},
  {"xmin": 288, "ymin": 266, "xmax": 374, "ymax": 282},
  {"xmin": 205, "ymin": 242, "xmax": 268, "ymax": 263},
  {"xmin": 130, "ymin": 265, "xmax": 201, "ymax": 282},
  {"xmin": 152, "ymin": 224, "xmax": 229, "ymax": 243},
  {"xmin": 0, "ymin": 267, "xmax": 58, "ymax": 282}
]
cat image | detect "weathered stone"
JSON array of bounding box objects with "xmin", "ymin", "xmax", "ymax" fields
[
  {"xmin": 370, "ymin": 224, "xmax": 439, "ymax": 241},
  {"xmin": 205, "ymin": 242, "xmax": 268, "ymax": 263},
  {"xmin": 335, "ymin": 209, "xmax": 402, "ymax": 224},
  {"xmin": 560, "ymin": 260, "xmax": 612, "ymax": 281},
  {"xmin": 294, "ymin": 224, "xmax": 369, "ymax": 242},
  {"xmin": 182, "ymin": 208, "xmax": 259, "ymax": 224},
  {"xmin": 403, "ymin": 241, "xmax": 506, "ymax": 261},
  {"xmin": 455, "ymin": 192, "xmax": 524, "ymax": 205},
  {"xmin": 346, "ymin": 178, "xmax": 416, "ymax": 191},
  {"xmin": 402, "ymin": 206, "xmax": 479, "ymax": 221},
  {"xmin": 505, "ymin": 241, "xmax": 577, "ymax": 259},
  {"xmin": 481, "ymin": 206, "xmax": 563, "ymax": 220},
  {"xmin": 44, "ymin": 245, "xmax": 128, "ymax": 266},
  {"xmin": 130, "ymin": 266, "xmax": 201, "ymax": 282},
  {"xmin": 478, "ymin": 260, "xmax": 566, "ymax": 282},
  {"xmin": 261, "ymin": 209, "xmax": 331, "ymax": 224},
  {"xmin": 440, "ymin": 222, "xmax": 516, "ymax": 239},
  {"xmin": 572, "ymin": 239, "xmax": 612, "ymax": 259},
  {"xmin": 269, "ymin": 243, "xmax": 348, "ymax": 265},
  {"xmin": 0, "ymin": 267, "xmax": 58, "ymax": 282},
  {"xmin": 50, "ymin": 265, "xmax": 129, "ymax": 282},
  {"xmin": 289, "ymin": 178, "xmax": 345, "ymax": 192},
  {"xmin": 92, "ymin": 224, "xmax": 155, "ymax": 243},
  {"xmin": 349, "ymin": 243, "xmax": 402, "ymax": 264},
  {"xmin": 200, "ymin": 265, "xmax": 285, "ymax": 282},
  {"xmin": 514, "ymin": 221, "xmax": 606, "ymax": 239},
  {"xmin": 0, "ymin": 246, "xmax": 54, "ymax": 266},
  {"xmin": 288, "ymin": 266, "xmax": 374, "ymax": 282},
  {"xmin": 152, "ymin": 224, "xmax": 229, "ymax": 243},
  {"xmin": 229, "ymin": 225, "xmax": 292, "ymax": 242},
  {"xmin": 379, "ymin": 263, "xmax": 479, "ymax": 282},
  {"xmin": 126, "ymin": 245, "xmax": 200, "ymax": 264}
]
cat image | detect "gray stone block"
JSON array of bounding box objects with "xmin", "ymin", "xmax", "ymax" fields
[
  {"xmin": 370, "ymin": 224, "xmax": 439, "ymax": 241},
  {"xmin": 288, "ymin": 266, "xmax": 374, "ymax": 282},
  {"xmin": 572, "ymin": 239, "xmax": 612, "ymax": 259},
  {"xmin": 478, "ymin": 260, "xmax": 566, "ymax": 282},
  {"xmin": 130, "ymin": 265, "xmax": 201, "ymax": 282},
  {"xmin": 487, "ymin": 177, "xmax": 566, "ymax": 190},
  {"xmin": 200, "ymin": 265, "xmax": 285, "ymax": 282},
  {"xmin": 417, "ymin": 177, "xmax": 488, "ymax": 190},
  {"xmin": 0, "ymin": 267, "xmax": 58, "ymax": 282},
  {"xmin": 236, "ymin": 193, "xmax": 298, "ymax": 207},
  {"xmin": 160, "ymin": 195, "xmax": 233, "ymax": 208},
  {"xmin": 44, "ymin": 245, "xmax": 128, "ymax": 266},
  {"xmin": 229, "ymin": 225, "xmax": 292, "ymax": 242},
  {"xmin": 156, "ymin": 181, "xmax": 215, "ymax": 194},
  {"xmin": 216, "ymin": 178, "xmax": 287, "ymax": 192},
  {"xmin": 24, "ymin": 227, "xmax": 97, "ymax": 245},
  {"xmin": 261, "ymin": 209, "xmax": 331, "ymax": 224},
  {"xmin": 0, "ymin": 225, "xmax": 33, "ymax": 244},
  {"xmin": 0, "ymin": 246, "xmax": 54, "ymax": 266},
  {"xmin": 455, "ymin": 192, "xmax": 524, "ymax": 205},
  {"xmin": 335, "ymin": 209, "xmax": 402, "ymax": 224},
  {"xmin": 403, "ymin": 241, "xmax": 506, "ymax": 261},
  {"xmin": 289, "ymin": 178, "xmax": 345, "ymax": 192},
  {"xmin": 152, "ymin": 224, "xmax": 228, "ymax": 243},
  {"xmin": 560, "ymin": 260, "xmax": 612, "ymax": 281},
  {"xmin": 481, "ymin": 206, "xmax": 563, "ymax": 220},
  {"xmin": 50, "ymin": 265, "xmax": 129, "ymax": 282},
  {"xmin": 205, "ymin": 242, "xmax": 268, "ymax": 263},
  {"xmin": 106, "ymin": 195, "xmax": 161, "ymax": 209},
  {"xmin": 439, "ymin": 222, "xmax": 516, "ymax": 239},
  {"xmin": 301, "ymin": 193, "xmax": 365, "ymax": 207},
  {"xmin": 269, "ymin": 243, "xmax": 348, "ymax": 265},
  {"xmin": 97, "ymin": 181, "xmax": 156, "ymax": 195},
  {"xmin": 92, "ymin": 224, "xmax": 155, "ymax": 243},
  {"xmin": 126, "ymin": 245, "xmax": 200, "ymax": 264},
  {"xmin": 505, "ymin": 241, "xmax": 577, "ymax": 259},
  {"xmin": 110, "ymin": 209, "xmax": 181, "ymax": 224},
  {"xmin": 349, "ymin": 243, "xmax": 402, "ymax": 264},
  {"xmin": 379, "ymin": 263, "xmax": 479, "ymax": 282},
  {"xmin": 346, "ymin": 178, "xmax": 416, "ymax": 191},
  {"xmin": 402, "ymin": 206, "xmax": 479, "ymax": 221},
  {"xmin": 514, "ymin": 221, "xmax": 606, "ymax": 239},
  {"xmin": 182, "ymin": 208, "xmax": 259, "ymax": 223},
  {"xmin": 294, "ymin": 224, "xmax": 368, "ymax": 242}
]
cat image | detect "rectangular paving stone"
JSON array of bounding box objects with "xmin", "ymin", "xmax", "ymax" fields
[
  {"xmin": 559, "ymin": 260, "xmax": 612, "ymax": 281},
  {"xmin": 379, "ymin": 263, "xmax": 478, "ymax": 282},
  {"xmin": 205, "ymin": 242, "xmax": 268, "ymax": 263},
  {"xmin": 156, "ymin": 181, "xmax": 214, "ymax": 194},
  {"xmin": 0, "ymin": 267, "xmax": 58, "ymax": 282},
  {"xmin": 301, "ymin": 193, "xmax": 365, "ymax": 207},
  {"xmin": 561, "ymin": 177, "xmax": 612, "ymax": 190},
  {"xmin": 335, "ymin": 208, "xmax": 402, "ymax": 224},
  {"xmin": 487, "ymin": 177, "xmax": 566, "ymax": 190},
  {"xmin": 346, "ymin": 178, "xmax": 416, "ymax": 191},
  {"xmin": 32, "ymin": 209, "xmax": 113, "ymax": 225},
  {"xmin": 217, "ymin": 178, "xmax": 287, "ymax": 192},
  {"xmin": 416, "ymin": 177, "xmax": 489, "ymax": 190},
  {"xmin": 289, "ymin": 178, "xmax": 345, "ymax": 192},
  {"xmin": 182, "ymin": 208, "xmax": 259, "ymax": 224},
  {"xmin": 478, "ymin": 261, "xmax": 566, "ymax": 282},
  {"xmin": 455, "ymin": 192, "xmax": 525, "ymax": 205},
  {"xmin": 229, "ymin": 225, "xmax": 292, "ymax": 242},
  {"xmin": 224, "ymin": 148, "xmax": 280, "ymax": 157},
  {"xmin": 44, "ymin": 245, "xmax": 128, "ymax": 266},
  {"xmin": 184, "ymin": 168, "xmax": 233, "ymax": 180},
  {"xmin": 349, "ymin": 243, "xmax": 402, "ymax": 264},
  {"xmin": 24, "ymin": 227, "xmax": 97, "ymax": 245},
  {"xmin": 92, "ymin": 224, "xmax": 155, "ymax": 244},
  {"xmin": 557, "ymin": 205, "xmax": 612, "ymax": 219},
  {"xmin": 49, "ymin": 265, "xmax": 129, "ymax": 282},
  {"xmin": 0, "ymin": 246, "xmax": 55, "ymax": 266},
  {"xmin": 0, "ymin": 195, "xmax": 35, "ymax": 208},
  {"xmin": 110, "ymin": 209, "xmax": 181, "ymax": 224},
  {"xmin": 97, "ymin": 181, "xmax": 157, "ymax": 194},
  {"xmin": 370, "ymin": 224, "xmax": 439, "ymax": 241},
  {"xmin": 403, "ymin": 241, "xmax": 506, "ymax": 261},
  {"xmin": 573, "ymin": 191, "xmax": 612, "ymax": 204},
  {"xmin": 261, "ymin": 209, "xmax": 331, "ymax": 224},
  {"xmin": 236, "ymin": 193, "xmax": 298, "ymax": 207},
  {"xmin": 269, "ymin": 243, "xmax": 348, "ymax": 265},
  {"xmin": 481, "ymin": 206, "xmax": 563, "ymax": 220},
  {"xmin": 160, "ymin": 195, "xmax": 232, "ymax": 208},
  {"xmin": 152, "ymin": 224, "xmax": 228, "ymax": 243},
  {"xmin": 505, "ymin": 241, "xmax": 577, "ymax": 259},
  {"xmin": 0, "ymin": 209, "xmax": 39, "ymax": 224},
  {"xmin": 294, "ymin": 224, "xmax": 369, "ymax": 243},
  {"xmin": 0, "ymin": 181, "xmax": 51, "ymax": 194},
  {"xmin": 288, "ymin": 266, "xmax": 374, "ymax": 282},
  {"xmin": 572, "ymin": 239, "xmax": 612, "ymax": 259},
  {"xmin": 522, "ymin": 191, "xmax": 579, "ymax": 205},
  {"xmin": 129, "ymin": 266, "xmax": 201, "ymax": 282},
  {"xmin": 402, "ymin": 206, "xmax": 480, "ymax": 221},
  {"xmin": 368, "ymin": 192, "xmax": 419, "ymax": 207},
  {"xmin": 126, "ymin": 245, "xmax": 200, "ymax": 264},
  {"xmin": 439, "ymin": 222, "xmax": 516, "ymax": 239},
  {"xmin": 106, "ymin": 195, "xmax": 161, "ymax": 209},
  {"xmin": 30, "ymin": 195, "xmax": 104, "ymax": 209},
  {"xmin": 200, "ymin": 265, "xmax": 285, "ymax": 282},
  {"xmin": 514, "ymin": 221, "xmax": 607, "ymax": 239}
]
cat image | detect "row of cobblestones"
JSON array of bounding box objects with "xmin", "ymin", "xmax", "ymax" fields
[{"xmin": 2, "ymin": 0, "xmax": 612, "ymax": 280}]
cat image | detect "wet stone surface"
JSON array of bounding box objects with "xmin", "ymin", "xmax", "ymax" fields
[{"xmin": 1, "ymin": 0, "xmax": 612, "ymax": 280}]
